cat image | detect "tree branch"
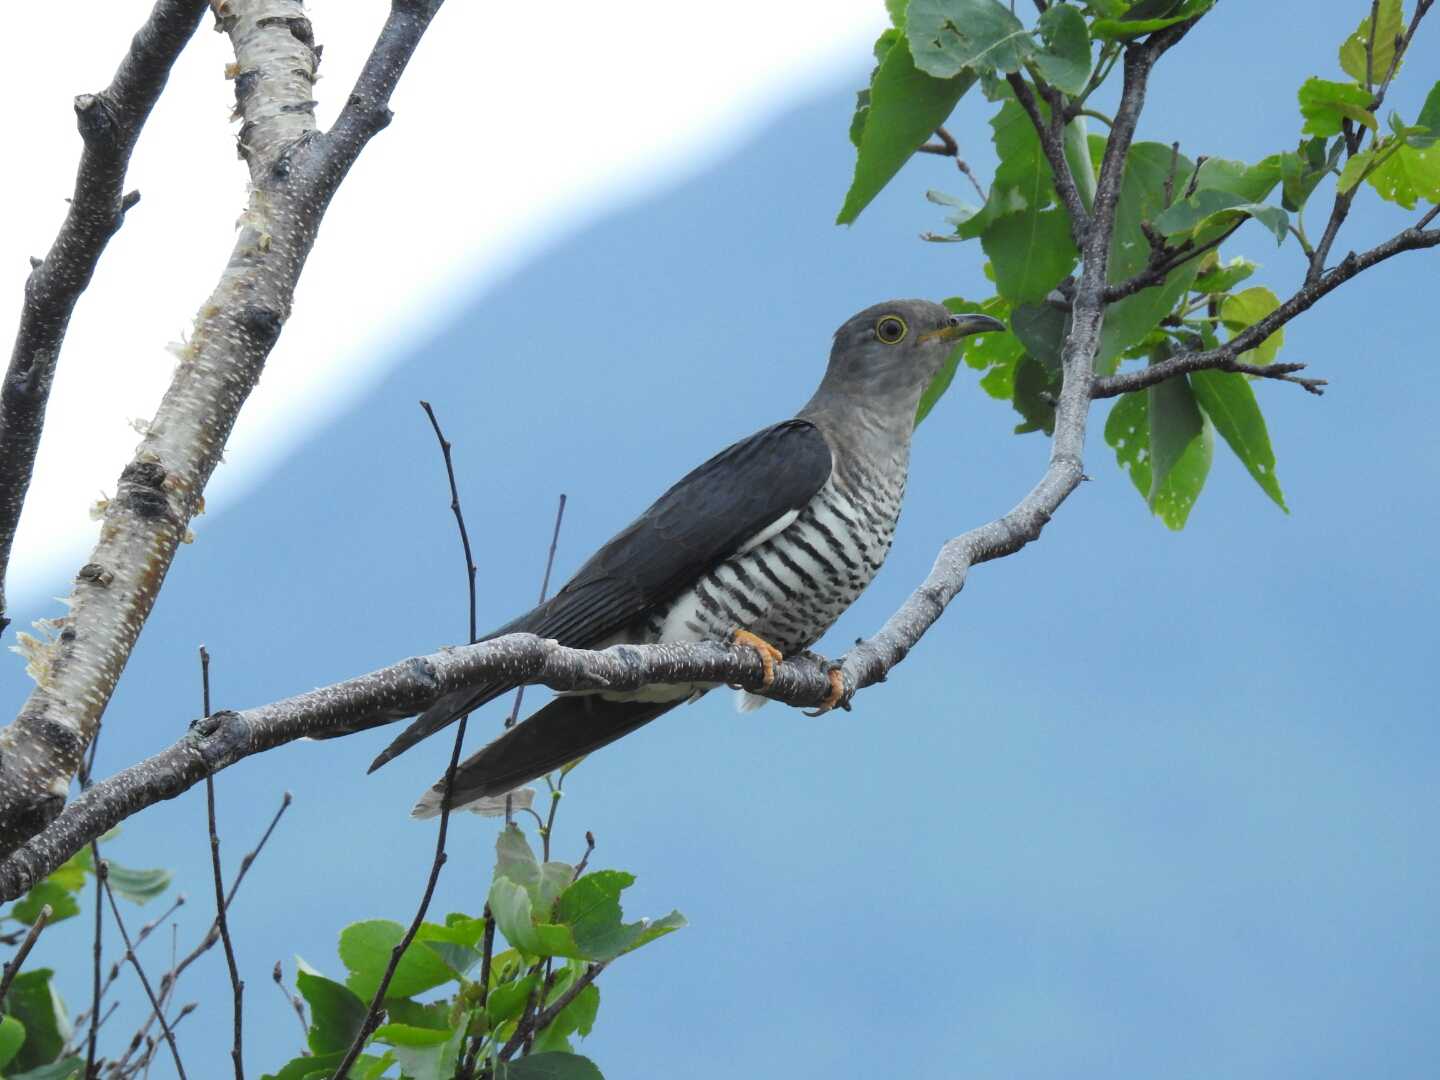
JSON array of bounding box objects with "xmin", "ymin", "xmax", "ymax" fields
[
  {"xmin": 0, "ymin": 15, "xmax": 1207, "ymax": 903},
  {"xmin": 1005, "ymin": 72, "xmax": 1090, "ymax": 246},
  {"xmin": 0, "ymin": 0, "xmax": 448, "ymax": 856},
  {"xmin": 1093, "ymin": 220, "xmax": 1440, "ymax": 397},
  {"xmin": 0, "ymin": 0, "xmax": 208, "ymax": 635}
]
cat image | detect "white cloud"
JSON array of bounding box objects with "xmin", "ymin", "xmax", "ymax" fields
[{"xmin": 2, "ymin": 0, "xmax": 877, "ymax": 607}]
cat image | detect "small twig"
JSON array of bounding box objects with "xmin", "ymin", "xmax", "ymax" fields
[
  {"xmin": 498, "ymin": 962, "xmax": 608, "ymax": 1061},
  {"xmin": 87, "ymin": 841, "xmax": 103, "ymax": 1075},
  {"xmin": 1104, "ymin": 216, "xmax": 1245, "ymax": 302},
  {"xmin": 114, "ymin": 794, "xmax": 287, "ymax": 1061},
  {"xmin": 273, "ymin": 961, "xmax": 311, "ymax": 1048},
  {"xmin": 572, "ymin": 831, "xmax": 596, "ymax": 881},
  {"xmin": 0, "ymin": 902, "xmax": 51, "ymax": 1001},
  {"xmin": 332, "ymin": 401, "xmax": 479, "ymax": 1078},
  {"xmin": 201, "ymin": 647, "xmax": 245, "ymax": 1080},
  {"xmin": 505, "ymin": 493, "xmax": 568, "ymax": 823},
  {"xmin": 100, "ymin": 862, "xmax": 187, "ymax": 1080},
  {"xmin": 1005, "ymin": 72, "xmax": 1090, "ymax": 246}
]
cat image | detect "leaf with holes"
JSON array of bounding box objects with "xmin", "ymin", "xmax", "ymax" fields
[
  {"xmin": 1191, "ymin": 370, "xmax": 1287, "ymax": 511},
  {"xmin": 907, "ymin": 0, "xmax": 1035, "ymax": 78}
]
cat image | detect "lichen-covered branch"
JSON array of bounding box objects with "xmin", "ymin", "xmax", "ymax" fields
[
  {"xmin": 0, "ymin": 0, "xmax": 209, "ymax": 636},
  {"xmin": 0, "ymin": 0, "xmax": 447, "ymax": 854}
]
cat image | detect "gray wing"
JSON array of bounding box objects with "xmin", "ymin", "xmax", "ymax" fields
[{"xmin": 366, "ymin": 418, "xmax": 833, "ymax": 771}]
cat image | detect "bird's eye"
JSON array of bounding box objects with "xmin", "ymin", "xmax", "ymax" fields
[
  {"xmin": 947, "ymin": 314, "xmax": 963, "ymax": 328},
  {"xmin": 875, "ymin": 315, "xmax": 908, "ymax": 344}
]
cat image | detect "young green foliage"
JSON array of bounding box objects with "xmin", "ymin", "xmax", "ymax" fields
[{"xmin": 843, "ymin": 0, "xmax": 1437, "ymax": 528}]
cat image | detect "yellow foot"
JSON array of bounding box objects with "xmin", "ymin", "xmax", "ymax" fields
[
  {"xmin": 805, "ymin": 667, "xmax": 847, "ymax": 716},
  {"xmin": 731, "ymin": 629, "xmax": 784, "ymax": 690}
]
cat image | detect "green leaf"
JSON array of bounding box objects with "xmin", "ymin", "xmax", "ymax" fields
[
  {"xmin": 1092, "ymin": 0, "xmax": 1215, "ymax": 39},
  {"xmin": 1220, "ymin": 287, "xmax": 1284, "ymax": 365},
  {"xmin": 493, "ymin": 826, "xmax": 574, "ymax": 921},
  {"xmin": 982, "ymin": 208, "xmax": 1079, "ymax": 304},
  {"xmin": 554, "ymin": 871, "xmax": 686, "ymax": 961},
  {"xmin": 0, "ymin": 1014, "xmax": 25, "ymax": 1069},
  {"xmin": 11, "ymin": 882, "xmax": 78, "ymax": 927},
  {"xmin": 1097, "ymin": 141, "xmax": 1203, "ymax": 372},
  {"xmin": 498, "ymin": 1053, "xmax": 606, "ymax": 1080},
  {"xmin": 886, "ymin": 0, "xmax": 909, "ymax": 29},
  {"xmin": 383, "ymin": 997, "xmax": 452, "ymax": 1031},
  {"xmin": 387, "ymin": 1026, "xmax": 464, "ymax": 1080},
  {"xmin": 1339, "ymin": 0, "xmax": 1404, "ymax": 85},
  {"xmin": 423, "ymin": 940, "xmax": 482, "ymax": 979},
  {"xmin": 1148, "ymin": 371, "xmax": 1213, "ymax": 530},
  {"xmin": 339, "ymin": 920, "xmax": 456, "ymax": 1001},
  {"xmin": 1033, "ymin": 4, "xmax": 1092, "ymax": 94},
  {"xmin": 1010, "ymin": 354, "xmax": 1058, "ymax": 435},
  {"xmin": 1298, "ymin": 77, "xmax": 1378, "ymax": 135},
  {"xmin": 488, "ymin": 879, "xmax": 579, "ymax": 959},
  {"xmin": 488, "ymin": 973, "xmax": 539, "ymax": 1027},
  {"xmin": 1, "ymin": 969, "xmax": 68, "ymax": 1072},
  {"xmin": 1152, "ymin": 189, "xmax": 1288, "ymax": 245},
  {"xmin": 1190, "ymin": 369, "xmax": 1287, "ymax": 511},
  {"xmin": 8, "ymin": 1059, "xmax": 83, "ymax": 1080},
  {"xmin": 102, "ymin": 860, "xmax": 171, "ymax": 905},
  {"xmin": 1010, "ymin": 301, "xmax": 1067, "ymax": 373},
  {"xmin": 1365, "ymin": 142, "xmax": 1440, "ymax": 207},
  {"xmin": 1417, "ymin": 80, "xmax": 1440, "ymax": 135},
  {"xmin": 1279, "ymin": 137, "xmax": 1341, "ymax": 211},
  {"xmin": 1192, "ymin": 156, "xmax": 1283, "ymax": 202},
  {"xmin": 45, "ymin": 849, "xmax": 90, "ymax": 895},
  {"xmin": 907, "ymin": 0, "xmax": 1035, "ymax": 77},
  {"xmin": 372, "ymin": 1022, "xmax": 455, "ymax": 1048},
  {"xmin": 295, "ymin": 968, "xmax": 367, "ymax": 1055},
  {"xmin": 838, "ymin": 36, "xmax": 973, "ymax": 224},
  {"xmin": 261, "ymin": 1051, "xmax": 346, "ymax": 1080},
  {"xmin": 1193, "ymin": 256, "xmax": 1257, "ymax": 294}
]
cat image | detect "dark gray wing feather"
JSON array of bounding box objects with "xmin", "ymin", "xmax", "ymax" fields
[{"xmin": 366, "ymin": 419, "xmax": 832, "ymax": 771}]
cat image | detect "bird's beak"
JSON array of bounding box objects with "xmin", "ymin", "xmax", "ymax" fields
[{"xmin": 921, "ymin": 313, "xmax": 1008, "ymax": 344}]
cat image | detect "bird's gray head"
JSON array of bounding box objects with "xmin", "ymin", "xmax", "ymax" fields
[{"xmin": 801, "ymin": 299, "xmax": 1005, "ymax": 430}]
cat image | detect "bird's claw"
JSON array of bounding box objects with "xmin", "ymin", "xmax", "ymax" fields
[
  {"xmin": 731, "ymin": 629, "xmax": 784, "ymax": 690},
  {"xmin": 804, "ymin": 667, "xmax": 847, "ymax": 716}
]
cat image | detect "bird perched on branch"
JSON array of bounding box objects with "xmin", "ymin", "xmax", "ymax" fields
[{"xmin": 342, "ymin": 299, "xmax": 1002, "ymax": 815}]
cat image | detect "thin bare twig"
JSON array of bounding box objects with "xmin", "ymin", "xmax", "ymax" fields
[
  {"xmin": 331, "ymin": 399, "xmax": 479, "ymax": 1078},
  {"xmin": 503, "ymin": 493, "xmax": 569, "ymax": 826},
  {"xmin": 100, "ymin": 862, "xmax": 187, "ymax": 1080},
  {"xmin": 0, "ymin": 902, "xmax": 51, "ymax": 1001},
  {"xmin": 201, "ymin": 647, "xmax": 245, "ymax": 1080},
  {"xmin": 273, "ymin": 961, "xmax": 311, "ymax": 1048},
  {"xmin": 917, "ymin": 126, "xmax": 987, "ymax": 201}
]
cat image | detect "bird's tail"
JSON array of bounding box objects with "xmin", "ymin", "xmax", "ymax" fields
[{"xmin": 410, "ymin": 694, "xmax": 680, "ymax": 818}]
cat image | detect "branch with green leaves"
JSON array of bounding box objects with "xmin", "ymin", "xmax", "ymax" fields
[{"xmin": 844, "ymin": 0, "xmax": 1436, "ymax": 530}]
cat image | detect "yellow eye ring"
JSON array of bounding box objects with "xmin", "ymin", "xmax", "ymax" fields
[{"xmin": 875, "ymin": 315, "xmax": 908, "ymax": 344}]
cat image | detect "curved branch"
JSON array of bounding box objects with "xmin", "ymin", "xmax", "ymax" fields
[
  {"xmin": 0, "ymin": 0, "xmax": 448, "ymax": 855},
  {"xmin": 0, "ymin": 0, "xmax": 209, "ymax": 635}
]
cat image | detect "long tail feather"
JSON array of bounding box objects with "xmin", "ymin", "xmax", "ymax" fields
[{"xmin": 410, "ymin": 695, "xmax": 680, "ymax": 817}]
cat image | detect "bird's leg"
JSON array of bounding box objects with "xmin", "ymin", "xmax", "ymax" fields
[{"xmin": 730, "ymin": 628, "xmax": 785, "ymax": 690}]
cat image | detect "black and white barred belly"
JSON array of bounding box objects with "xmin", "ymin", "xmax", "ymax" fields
[{"xmin": 634, "ymin": 450, "xmax": 907, "ymax": 654}]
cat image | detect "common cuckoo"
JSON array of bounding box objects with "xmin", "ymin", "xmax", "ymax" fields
[{"xmin": 356, "ymin": 299, "xmax": 1002, "ymax": 814}]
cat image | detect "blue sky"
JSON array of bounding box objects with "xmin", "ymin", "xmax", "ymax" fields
[{"xmin": 5, "ymin": 3, "xmax": 1439, "ymax": 1077}]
